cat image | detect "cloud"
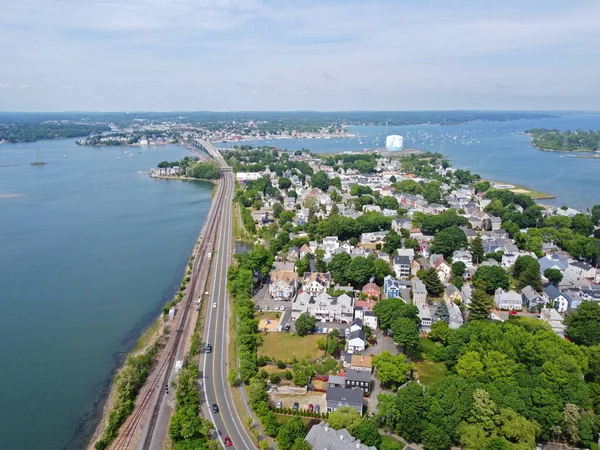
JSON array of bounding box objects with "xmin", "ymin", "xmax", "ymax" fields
[
  {"xmin": 0, "ymin": 83, "xmax": 11, "ymax": 89},
  {"xmin": 1, "ymin": 0, "xmax": 599, "ymax": 110}
]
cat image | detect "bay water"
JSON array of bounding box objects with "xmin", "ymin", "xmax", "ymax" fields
[{"xmin": 0, "ymin": 140, "xmax": 213, "ymax": 449}]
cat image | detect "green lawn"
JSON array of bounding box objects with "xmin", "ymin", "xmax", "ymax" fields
[
  {"xmin": 413, "ymin": 361, "xmax": 447, "ymax": 386},
  {"xmin": 258, "ymin": 333, "xmax": 322, "ymax": 362},
  {"xmin": 381, "ymin": 434, "xmax": 406, "ymax": 448}
]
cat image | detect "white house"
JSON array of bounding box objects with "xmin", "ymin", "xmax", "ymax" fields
[
  {"xmin": 494, "ymin": 288, "xmax": 523, "ymax": 311},
  {"xmin": 539, "ymin": 308, "xmax": 566, "ymax": 337},
  {"xmin": 565, "ymin": 261, "xmax": 596, "ymax": 280},
  {"xmin": 269, "ymin": 270, "xmax": 298, "ymax": 301},
  {"xmin": 412, "ymin": 278, "xmax": 428, "ymax": 308},
  {"xmin": 291, "ymin": 292, "xmax": 354, "ymax": 323},
  {"xmin": 347, "ymin": 329, "xmax": 366, "ymax": 353},
  {"xmin": 302, "ymin": 272, "xmax": 331, "ymax": 295},
  {"xmin": 322, "ymin": 236, "xmax": 340, "ymax": 252},
  {"xmin": 452, "ymin": 250, "xmax": 473, "ymax": 267},
  {"xmin": 393, "ymin": 255, "xmax": 411, "ymax": 279},
  {"xmin": 542, "ymin": 284, "xmax": 570, "ymax": 313}
]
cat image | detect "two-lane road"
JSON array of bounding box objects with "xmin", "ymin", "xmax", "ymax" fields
[{"xmin": 201, "ymin": 170, "xmax": 256, "ymax": 449}]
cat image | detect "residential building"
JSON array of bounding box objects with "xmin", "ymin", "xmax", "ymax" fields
[
  {"xmin": 432, "ymin": 256, "xmax": 452, "ymax": 284},
  {"xmin": 347, "ymin": 329, "xmax": 366, "ymax": 353},
  {"xmin": 361, "ymin": 282, "xmax": 381, "ymax": 301},
  {"xmin": 446, "ymin": 298, "xmax": 464, "ymax": 329},
  {"xmin": 305, "ymin": 422, "xmax": 376, "ymax": 450},
  {"xmin": 412, "ymin": 278, "xmax": 428, "ymax": 308},
  {"xmin": 490, "ymin": 216, "xmax": 502, "ymax": 231},
  {"xmin": 393, "ymin": 255, "xmax": 411, "ymax": 279},
  {"xmin": 362, "ymin": 311, "xmax": 378, "ymax": 330},
  {"xmin": 521, "ymin": 285, "xmax": 545, "ymax": 310},
  {"xmin": 328, "ymin": 375, "xmax": 345, "ymax": 389},
  {"xmin": 350, "ymin": 354, "xmax": 373, "ymax": 373},
  {"xmin": 494, "ymin": 288, "xmax": 523, "ymax": 311},
  {"xmin": 397, "ymin": 248, "xmax": 415, "ymax": 262},
  {"xmin": 417, "ymin": 304, "xmax": 433, "ymax": 332},
  {"xmin": 286, "ymin": 246, "xmax": 300, "ymax": 261},
  {"xmin": 345, "ymin": 368, "xmax": 372, "ymax": 394},
  {"xmin": 383, "ymin": 275, "xmax": 403, "ymax": 299},
  {"xmin": 462, "ymin": 283, "xmax": 474, "ymax": 306},
  {"xmin": 565, "ymin": 261, "xmax": 596, "ymax": 280},
  {"xmin": 302, "ymin": 272, "xmax": 331, "ymax": 295},
  {"xmin": 539, "ymin": 308, "xmax": 566, "ymax": 338},
  {"xmin": 538, "ymin": 253, "xmax": 570, "ymax": 273},
  {"xmin": 444, "ymin": 284, "xmax": 464, "ymax": 304},
  {"xmin": 452, "ymin": 250, "xmax": 473, "ymax": 267},
  {"xmin": 299, "ymin": 244, "xmax": 311, "ymax": 258},
  {"xmin": 292, "ymin": 292, "xmax": 354, "ymax": 322},
  {"xmin": 542, "ymin": 284, "xmax": 571, "ymax": 313},
  {"xmin": 326, "ymin": 387, "xmax": 364, "ymax": 416},
  {"xmin": 360, "ymin": 231, "xmax": 388, "ymax": 244},
  {"xmin": 268, "ymin": 270, "xmax": 298, "ymax": 301},
  {"xmin": 323, "ymin": 236, "xmax": 340, "ymax": 252}
]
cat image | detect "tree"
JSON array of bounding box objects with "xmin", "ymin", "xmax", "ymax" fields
[
  {"xmin": 435, "ymin": 300, "xmax": 450, "ymax": 323},
  {"xmin": 512, "ymin": 255, "xmax": 538, "ymax": 279},
  {"xmin": 373, "ymin": 258, "xmax": 393, "ymax": 283},
  {"xmin": 572, "ymin": 213, "xmax": 594, "ymax": 235},
  {"xmin": 327, "ymin": 407, "xmax": 362, "ymax": 434},
  {"xmin": 395, "ymin": 382, "xmax": 428, "ymax": 442},
  {"xmin": 420, "ymin": 268, "xmax": 444, "ymax": 296},
  {"xmin": 292, "ymin": 367, "xmax": 309, "ymax": 387},
  {"xmin": 372, "ymin": 351, "xmax": 411, "ymax": 389},
  {"xmin": 472, "ymin": 266, "xmax": 509, "ymax": 294},
  {"xmin": 456, "ymin": 351, "xmax": 484, "ymax": 379},
  {"xmin": 592, "ymin": 204, "xmax": 600, "ymax": 225},
  {"xmin": 421, "ymin": 423, "xmax": 452, "ymax": 450},
  {"xmin": 468, "ymin": 288, "xmax": 492, "ymax": 321},
  {"xmin": 311, "ymin": 170, "xmax": 330, "ymax": 191},
  {"xmin": 451, "ymin": 261, "xmax": 467, "ymax": 279},
  {"xmin": 565, "ymin": 301, "xmax": 600, "ymax": 346},
  {"xmin": 470, "ymin": 236, "xmax": 485, "ymax": 264},
  {"xmin": 429, "ymin": 321, "xmax": 451, "ymax": 343},
  {"xmin": 290, "ymin": 438, "xmax": 311, "ymax": 450},
  {"xmin": 278, "ymin": 177, "xmax": 292, "ymax": 190},
  {"xmin": 544, "ymin": 268, "xmax": 563, "ymax": 285},
  {"xmin": 295, "ymin": 255, "xmax": 310, "ymax": 276},
  {"xmin": 346, "ymin": 256, "xmax": 375, "ymax": 288},
  {"xmin": 383, "ymin": 230, "xmax": 403, "ymax": 254},
  {"xmin": 373, "ymin": 298, "xmax": 419, "ymax": 330},
  {"xmin": 391, "ymin": 317, "xmax": 420, "ymax": 353},
  {"xmin": 430, "ymin": 227, "xmax": 467, "ymax": 259},
  {"xmin": 518, "ymin": 260, "xmax": 542, "ymax": 291},
  {"xmin": 295, "ymin": 313, "xmax": 316, "ymax": 336},
  {"xmin": 277, "ymin": 416, "xmax": 306, "ymax": 450},
  {"xmin": 353, "ymin": 419, "xmax": 382, "ymax": 448}
]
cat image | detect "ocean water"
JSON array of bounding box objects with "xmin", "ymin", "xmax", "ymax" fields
[
  {"xmin": 0, "ymin": 140, "xmax": 213, "ymax": 449},
  {"xmin": 217, "ymin": 113, "xmax": 600, "ymax": 210}
]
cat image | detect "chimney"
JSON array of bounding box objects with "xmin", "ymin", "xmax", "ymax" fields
[
  {"xmin": 324, "ymin": 425, "xmax": 329, "ymax": 432},
  {"xmin": 356, "ymin": 440, "xmax": 361, "ymax": 448},
  {"xmin": 340, "ymin": 434, "xmax": 344, "ymax": 440}
]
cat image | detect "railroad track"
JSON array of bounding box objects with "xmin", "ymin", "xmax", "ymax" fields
[{"xmin": 110, "ymin": 170, "xmax": 228, "ymax": 450}]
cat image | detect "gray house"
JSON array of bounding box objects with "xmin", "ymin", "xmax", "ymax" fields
[
  {"xmin": 326, "ymin": 386, "xmax": 364, "ymax": 416},
  {"xmin": 305, "ymin": 422, "xmax": 376, "ymax": 450},
  {"xmin": 345, "ymin": 368, "xmax": 372, "ymax": 394}
]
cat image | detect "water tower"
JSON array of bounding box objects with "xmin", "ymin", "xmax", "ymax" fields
[{"xmin": 385, "ymin": 135, "xmax": 404, "ymax": 151}]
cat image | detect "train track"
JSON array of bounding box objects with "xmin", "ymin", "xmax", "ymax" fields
[{"xmin": 109, "ymin": 169, "xmax": 228, "ymax": 450}]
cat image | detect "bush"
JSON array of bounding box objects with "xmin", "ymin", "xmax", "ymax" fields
[
  {"xmin": 284, "ymin": 370, "xmax": 293, "ymax": 380},
  {"xmin": 277, "ymin": 360, "xmax": 286, "ymax": 369},
  {"xmin": 270, "ymin": 375, "xmax": 281, "ymax": 384}
]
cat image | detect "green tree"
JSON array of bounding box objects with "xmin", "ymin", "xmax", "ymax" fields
[
  {"xmin": 295, "ymin": 255, "xmax": 310, "ymax": 276},
  {"xmin": 391, "ymin": 317, "xmax": 421, "ymax": 353},
  {"xmin": 395, "ymin": 179, "xmax": 423, "ymax": 195},
  {"xmin": 456, "ymin": 351, "xmax": 484, "ymax": 379},
  {"xmin": 373, "ymin": 258, "xmax": 393, "ymax": 284},
  {"xmin": 421, "ymin": 423, "xmax": 452, "ymax": 450},
  {"xmin": 429, "ymin": 321, "xmax": 451, "ymax": 343},
  {"xmin": 395, "ymin": 381, "xmax": 428, "ymax": 442},
  {"xmin": 468, "ymin": 288, "xmax": 493, "ymax": 321},
  {"xmin": 472, "ymin": 266, "xmax": 509, "ymax": 294},
  {"xmin": 431, "ymin": 227, "xmax": 467, "ymax": 259},
  {"xmin": 420, "ymin": 268, "xmax": 444, "ymax": 296},
  {"xmin": 565, "ymin": 301, "xmax": 600, "ymax": 346},
  {"xmin": 295, "ymin": 313, "xmax": 316, "ymax": 336},
  {"xmin": 290, "ymin": 438, "xmax": 311, "ymax": 450},
  {"xmin": 311, "ymin": 170, "xmax": 330, "ymax": 191},
  {"xmin": 435, "ymin": 300, "xmax": 450, "ymax": 323},
  {"xmin": 512, "ymin": 255, "xmax": 538, "ymax": 279},
  {"xmin": 592, "ymin": 205, "xmax": 600, "ymax": 225},
  {"xmin": 470, "ymin": 236, "xmax": 485, "ymax": 265},
  {"xmin": 327, "ymin": 407, "xmax": 362, "ymax": 434},
  {"xmin": 346, "ymin": 256, "xmax": 375, "ymax": 288},
  {"xmin": 383, "ymin": 230, "xmax": 403, "ymax": 254},
  {"xmin": 572, "ymin": 213, "xmax": 594, "ymax": 235},
  {"xmin": 372, "ymin": 351, "xmax": 411, "ymax": 389},
  {"xmin": 353, "ymin": 419, "xmax": 382, "ymax": 448},
  {"xmin": 292, "ymin": 367, "xmax": 310, "ymax": 387},
  {"xmin": 451, "ymin": 261, "xmax": 467, "ymax": 279},
  {"xmin": 328, "ymin": 252, "xmax": 351, "ymax": 285},
  {"xmin": 373, "ymin": 298, "xmax": 419, "ymax": 330},
  {"xmin": 544, "ymin": 268, "xmax": 563, "ymax": 285},
  {"xmin": 277, "ymin": 416, "xmax": 306, "ymax": 450},
  {"xmin": 279, "ymin": 177, "xmax": 292, "ymax": 190},
  {"xmin": 518, "ymin": 259, "xmax": 542, "ymax": 291}
]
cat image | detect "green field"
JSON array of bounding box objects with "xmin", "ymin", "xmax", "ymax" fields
[
  {"xmin": 381, "ymin": 434, "xmax": 406, "ymax": 448},
  {"xmin": 413, "ymin": 361, "xmax": 447, "ymax": 386},
  {"xmin": 258, "ymin": 333, "xmax": 322, "ymax": 362}
]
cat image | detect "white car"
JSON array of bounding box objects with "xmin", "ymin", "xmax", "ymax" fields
[
  {"xmin": 322, "ymin": 328, "xmax": 328, "ymax": 334},
  {"xmin": 274, "ymin": 305, "xmax": 280, "ymax": 311},
  {"xmin": 280, "ymin": 306, "xmax": 286, "ymax": 311},
  {"xmin": 213, "ymin": 302, "xmax": 217, "ymax": 308}
]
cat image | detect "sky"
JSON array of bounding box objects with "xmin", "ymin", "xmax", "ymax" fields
[{"xmin": 1, "ymin": 0, "xmax": 600, "ymax": 111}]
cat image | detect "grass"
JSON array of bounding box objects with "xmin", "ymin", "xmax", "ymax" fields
[
  {"xmin": 413, "ymin": 361, "xmax": 447, "ymax": 387},
  {"xmin": 255, "ymin": 312, "xmax": 282, "ymax": 322},
  {"xmin": 133, "ymin": 318, "xmax": 160, "ymax": 352},
  {"xmin": 258, "ymin": 333, "xmax": 322, "ymax": 362},
  {"xmin": 276, "ymin": 415, "xmax": 316, "ymax": 426},
  {"xmin": 381, "ymin": 434, "xmax": 406, "ymax": 447}
]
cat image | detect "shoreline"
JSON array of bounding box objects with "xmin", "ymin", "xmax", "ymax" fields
[
  {"xmin": 484, "ymin": 179, "xmax": 556, "ymax": 200},
  {"xmin": 150, "ymin": 173, "xmax": 219, "ymax": 184}
]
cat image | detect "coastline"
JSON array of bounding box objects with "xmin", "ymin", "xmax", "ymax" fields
[
  {"xmin": 484, "ymin": 179, "xmax": 556, "ymax": 200},
  {"xmin": 150, "ymin": 173, "xmax": 219, "ymax": 184}
]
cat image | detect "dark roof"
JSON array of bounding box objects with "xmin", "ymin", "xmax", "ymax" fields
[
  {"xmin": 352, "ymin": 318, "xmax": 363, "ymax": 327},
  {"xmin": 394, "ymin": 255, "xmax": 411, "ymax": 265},
  {"xmin": 345, "ymin": 368, "xmax": 371, "ymax": 383},
  {"xmin": 326, "ymin": 386, "xmax": 364, "ymax": 404},
  {"xmin": 349, "ymin": 329, "xmax": 366, "ymax": 341},
  {"xmin": 543, "ymin": 284, "xmax": 566, "ymax": 300}
]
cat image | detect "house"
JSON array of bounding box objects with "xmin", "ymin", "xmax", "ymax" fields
[
  {"xmin": 323, "ymin": 236, "xmax": 340, "ymax": 252},
  {"xmin": 305, "ymin": 422, "xmax": 376, "ymax": 450},
  {"xmin": 521, "ymin": 285, "xmax": 545, "ymax": 310},
  {"xmin": 350, "ymin": 354, "xmax": 373, "ymax": 373},
  {"xmin": 397, "ymin": 248, "xmax": 415, "ymax": 262},
  {"xmin": 361, "ymin": 282, "xmax": 381, "ymax": 301},
  {"xmin": 268, "ymin": 270, "xmax": 298, "ymax": 301},
  {"xmin": 326, "ymin": 386, "xmax": 364, "ymax": 416},
  {"xmin": 539, "ymin": 308, "xmax": 566, "ymax": 337},
  {"xmin": 347, "ymin": 329, "xmax": 366, "ymax": 353},
  {"xmin": 392, "ymin": 218, "xmax": 412, "ymax": 233},
  {"xmin": 462, "ymin": 283, "xmax": 474, "ymax": 306},
  {"xmin": 446, "ymin": 298, "xmax": 464, "ymax": 329},
  {"xmin": 299, "ymin": 244, "xmax": 311, "ymax": 258},
  {"xmin": 383, "ymin": 275, "xmax": 401, "ymax": 298},
  {"xmin": 328, "ymin": 375, "xmax": 346, "ymax": 389},
  {"xmin": 412, "ymin": 278, "xmax": 428, "ymax": 308},
  {"xmin": 452, "ymin": 250, "xmax": 473, "ymax": 267},
  {"xmin": 302, "ymin": 272, "xmax": 331, "ymax": 295},
  {"xmin": 490, "ymin": 216, "xmax": 502, "ymax": 231},
  {"xmin": 565, "ymin": 261, "xmax": 596, "ymax": 280},
  {"xmin": 538, "ymin": 253, "xmax": 570, "ymax": 273},
  {"xmin": 432, "ymin": 256, "xmax": 452, "ymax": 284},
  {"xmin": 345, "ymin": 368, "xmax": 372, "ymax": 394},
  {"xmin": 292, "ymin": 292, "xmax": 354, "ymax": 322},
  {"xmin": 444, "ymin": 284, "xmax": 464, "ymax": 304},
  {"xmin": 286, "ymin": 246, "xmax": 300, "ymax": 262},
  {"xmin": 362, "ymin": 311, "xmax": 378, "ymax": 330},
  {"xmin": 283, "ymin": 196, "xmax": 296, "ymax": 209},
  {"xmin": 360, "ymin": 231, "xmax": 388, "ymax": 245},
  {"xmin": 542, "ymin": 284, "xmax": 570, "ymax": 313},
  {"xmin": 393, "ymin": 255, "xmax": 411, "ymax": 279},
  {"xmin": 494, "ymin": 288, "xmax": 523, "ymax": 311},
  {"xmin": 417, "ymin": 304, "xmax": 433, "ymax": 332}
]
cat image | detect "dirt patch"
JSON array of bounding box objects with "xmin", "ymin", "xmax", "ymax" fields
[
  {"xmin": 258, "ymin": 317, "xmax": 280, "ymax": 331},
  {"xmin": 509, "ymin": 188, "xmax": 530, "ymax": 194},
  {"xmin": 268, "ymin": 389, "xmax": 327, "ymax": 411}
]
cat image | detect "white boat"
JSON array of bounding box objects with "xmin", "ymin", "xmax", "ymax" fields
[{"xmin": 62, "ymin": 155, "xmax": 68, "ymax": 158}]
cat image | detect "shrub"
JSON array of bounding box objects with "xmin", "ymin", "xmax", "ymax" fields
[{"xmin": 277, "ymin": 360, "xmax": 286, "ymax": 369}]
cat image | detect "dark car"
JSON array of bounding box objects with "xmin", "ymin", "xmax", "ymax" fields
[
  {"xmin": 205, "ymin": 344, "xmax": 212, "ymax": 354},
  {"xmin": 212, "ymin": 403, "xmax": 219, "ymax": 413},
  {"xmin": 224, "ymin": 436, "xmax": 233, "ymax": 447},
  {"xmin": 254, "ymin": 305, "xmax": 260, "ymax": 311},
  {"xmin": 293, "ymin": 402, "xmax": 299, "ymax": 412}
]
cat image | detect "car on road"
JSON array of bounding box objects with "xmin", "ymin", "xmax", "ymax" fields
[
  {"xmin": 254, "ymin": 305, "xmax": 260, "ymax": 311},
  {"xmin": 274, "ymin": 305, "xmax": 280, "ymax": 311},
  {"xmin": 284, "ymin": 323, "xmax": 291, "ymax": 331},
  {"xmin": 205, "ymin": 344, "xmax": 212, "ymax": 354},
  {"xmin": 308, "ymin": 404, "xmax": 314, "ymax": 413},
  {"xmin": 224, "ymin": 436, "xmax": 233, "ymax": 447},
  {"xmin": 213, "ymin": 302, "xmax": 217, "ymax": 308},
  {"xmin": 293, "ymin": 402, "xmax": 299, "ymax": 412},
  {"xmin": 276, "ymin": 401, "xmax": 282, "ymax": 410},
  {"xmin": 263, "ymin": 306, "xmax": 270, "ymax": 311},
  {"xmin": 280, "ymin": 306, "xmax": 286, "ymax": 311},
  {"xmin": 314, "ymin": 404, "xmax": 320, "ymax": 414},
  {"xmin": 212, "ymin": 404, "xmax": 219, "ymax": 413}
]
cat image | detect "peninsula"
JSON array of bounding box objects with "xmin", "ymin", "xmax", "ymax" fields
[{"xmin": 526, "ymin": 128, "xmax": 600, "ymax": 152}]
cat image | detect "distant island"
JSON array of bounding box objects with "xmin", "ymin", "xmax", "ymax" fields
[
  {"xmin": 0, "ymin": 121, "xmax": 109, "ymax": 144},
  {"xmin": 525, "ymin": 128, "xmax": 600, "ymax": 152}
]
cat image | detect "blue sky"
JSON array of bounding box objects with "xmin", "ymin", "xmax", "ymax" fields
[{"xmin": 1, "ymin": 0, "xmax": 599, "ymax": 111}]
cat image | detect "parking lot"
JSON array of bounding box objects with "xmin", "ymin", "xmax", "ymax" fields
[{"xmin": 253, "ymin": 284, "xmax": 292, "ymax": 330}]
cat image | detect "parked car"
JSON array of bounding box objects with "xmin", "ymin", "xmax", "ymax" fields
[
  {"xmin": 205, "ymin": 344, "xmax": 212, "ymax": 354},
  {"xmin": 284, "ymin": 323, "xmax": 291, "ymax": 331},
  {"xmin": 212, "ymin": 404, "xmax": 219, "ymax": 413},
  {"xmin": 293, "ymin": 402, "xmax": 299, "ymax": 412},
  {"xmin": 224, "ymin": 436, "xmax": 233, "ymax": 447},
  {"xmin": 254, "ymin": 305, "xmax": 260, "ymax": 311},
  {"xmin": 308, "ymin": 404, "xmax": 314, "ymax": 413},
  {"xmin": 345, "ymin": 328, "xmax": 350, "ymax": 336},
  {"xmin": 314, "ymin": 404, "xmax": 320, "ymax": 414},
  {"xmin": 280, "ymin": 306, "xmax": 286, "ymax": 311},
  {"xmin": 316, "ymin": 327, "xmax": 322, "ymax": 333},
  {"xmin": 276, "ymin": 401, "xmax": 283, "ymax": 410},
  {"xmin": 213, "ymin": 302, "xmax": 217, "ymax": 308},
  {"xmin": 322, "ymin": 328, "xmax": 329, "ymax": 334},
  {"xmin": 263, "ymin": 306, "xmax": 270, "ymax": 311},
  {"xmin": 274, "ymin": 305, "xmax": 280, "ymax": 311}
]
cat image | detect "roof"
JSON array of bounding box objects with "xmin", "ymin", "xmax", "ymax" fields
[
  {"xmin": 352, "ymin": 318, "xmax": 364, "ymax": 328},
  {"xmin": 326, "ymin": 386, "xmax": 364, "ymax": 404},
  {"xmin": 543, "ymin": 284, "xmax": 565, "ymax": 300},
  {"xmin": 305, "ymin": 422, "xmax": 376, "ymax": 450},
  {"xmin": 348, "ymin": 329, "xmax": 366, "ymax": 342},
  {"xmin": 345, "ymin": 368, "xmax": 371, "ymax": 383},
  {"xmin": 394, "ymin": 255, "xmax": 411, "ymax": 265},
  {"xmin": 328, "ymin": 375, "xmax": 346, "ymax": 385},
  {"xmin": 350, "ymin": 354, "xmax": 373, "ymax": 368},
  {"xmin": 270, "ymin": 270, "xmax": 298, "ymax": 284},
  {"xmin": 521, "ymin": 285, "xmax": 541, "ymax": 299},
  {"xmin": 361, "ymin": 282, "xmax": 379, "ymax": 293}
]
